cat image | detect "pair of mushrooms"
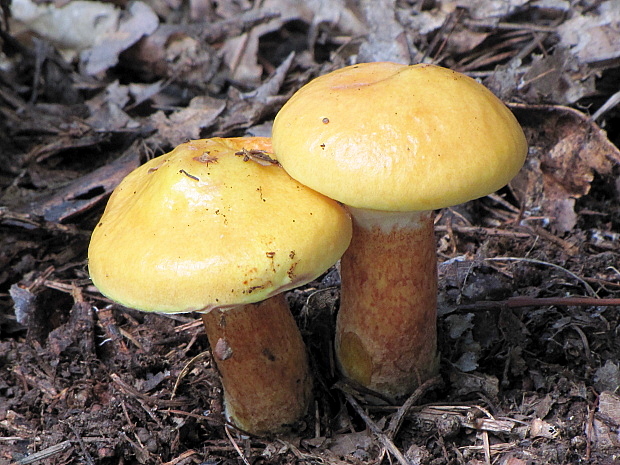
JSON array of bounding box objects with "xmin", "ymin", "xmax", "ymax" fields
[{"xmin": 88, "ymin": 63, "xmax": 528, "ymax": 435}]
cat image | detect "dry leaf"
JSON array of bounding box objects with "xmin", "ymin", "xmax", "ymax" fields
[
  {"xmin": 456, "ymin": 0, "xmax": 529, "ymax": 20},
  {"xmin": 594, "ymin": 361, "xmax": 620, "ymax": 393},
  {"xmin": 510, "ymin": 104, "xmax": 620, "ymax": 233},
  {"xmin": 150, "ymin": 96, "xmax": 226, "ymax": 148},
  {"xmin": 501, "ymin": 456, "xmax": 529, "ymax": 465},
  {"xmin": 450, "ymin": 371, "xmax": 499, "ymax": 398},
  {"xmin": 80, "ymin": 1, "xmax": 159, "ymax": 75},
  {"xmin": 220, "ymin": 0, "xmax": 365, "ymax": 85},
  {"xmin": 327, "ymin": 431, "xmax": 374, "ymax": 457},
  {"xmin": 120, "ymin": 24, "xmax": 219, "ymax": 87},
  {"xmin": 86, "ymin": 81, "xmax": 140, "ymax": 132},
  {"xmin": 557, "ymin": 1, "xmax": 620, "ymax": 65},
  {"xmin": 215, "ymin": 53, "xmax": 294, "ymax": 135},
  {"xmin": 530, "ymin": 418, "xmax": 559, "ymax": 438},
  {"xmin": 598, "ymin": 391, "xmax": 620, "ymax": 425},
  {"xmin": 9, "ymin": 284, "xmax": 36, "ymax": 326},
  {"xmin": 10, "ymin": 0, "xmax": 119, "ymax": 54},
  {"xmin": 358, "ymin": 0, "xmax": 410, "ymax": 63},
  {"xmin": 588, "ymin": 393, "xmax": 620, "ymax": 451},
  {"xmin": 521, "ymin": 47, "xmax": 596, "ymax": 105}
]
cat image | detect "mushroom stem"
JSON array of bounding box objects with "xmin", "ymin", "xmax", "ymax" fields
[
  {"xmin": 335, "ymin": 208, "xmax": 439, "ymax": 399},
  {"xmin": 201, "ymin": 293, "xmax": 312, "ymax": 435}
]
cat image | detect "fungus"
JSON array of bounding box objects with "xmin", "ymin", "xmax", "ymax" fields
[
  {"xmin": 88, "ymin": 137, "xmax": 352, "ymax": 433},
  {"xmin": 272, "ymin": 63, "xmax": 527, "ymax": 398}
]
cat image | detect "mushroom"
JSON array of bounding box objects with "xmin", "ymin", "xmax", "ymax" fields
[
  {"xmin": 88, "ymin": 137, "xmax": 352, "ymax": 434},
  {"xmin": 271, "ymin": 63, "xmax": 528, "ymax": 398}
]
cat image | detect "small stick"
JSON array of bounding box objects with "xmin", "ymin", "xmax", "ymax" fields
[
  {"xmin": 386, "ymin": 375, "xmax": 443, "ymax": 439},
  {"xmin": 485, "ymin": 257, "xmax": 597, "ymax": 296},
  {"xmin": 171, "ymin": 351, "xmax": 211, "ymax": 398},
  {"xmin": 64, "ymin": 421, "xmax": 95, "ymax": 465},
  {"xmin": 482, "ymin": 430, "xmax": 491, "ymax": 465},
  {"xmin": 435, "ymin": 224, "xmax": 530, "ymax": 238},
  {"xmin": 340, "ymin": 389, "xmax": 410, "ymax": 465},
  {"xmin": 162, "ymin": 449, "xmax": 200, "ymax": 465},
  {"xmin": 457, "ymin": 296, "xmax": 620, "ymax": 311},
  {"xmin": 110, "ymin": 373, "xmax": 188, "ymax": 407},
  {"xmin": 224, "ymin": 426, "xmax": 252, "ymax": 465},
  {"xmin": 9, "ymin": 441, "xmax": 72, "ymax": 465}
]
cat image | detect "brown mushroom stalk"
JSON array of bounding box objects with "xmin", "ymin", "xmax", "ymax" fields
[
  {"xmin": 202, "ymin": 294, "xmax": 311, "ymax": 434},
  {"xmin": 336, "ymin": 209, "xmax": 438, "ymax": 397},
  {"xmin": 88, "ymin": 137, "xmax": 352, "ymax": 434},
  {"xmin": 272, "ymin": 63, "xmax": 528, "ymax": 398}
]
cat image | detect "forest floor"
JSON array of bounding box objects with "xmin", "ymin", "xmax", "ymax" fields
[{"xmin": 1, "ymin": 1, "xmax": 620, "ymax": 464}]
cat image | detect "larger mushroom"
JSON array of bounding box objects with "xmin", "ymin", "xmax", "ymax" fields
[
  {"xmin": 272, "ymin": 63, "xmax": 527, "ymax": 398},
  {"xmin": 88, "ymin": 137, "xmax": 352, "ymax": 434}
]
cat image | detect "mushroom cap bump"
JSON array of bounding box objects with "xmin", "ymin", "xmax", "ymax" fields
[
  {"xmin": 88, "ymin": 137, "xmax": 352, "ymax": 313},
  {"xmin": 272, "ymin": 62, "xmax": 528, "ymax": 212}
]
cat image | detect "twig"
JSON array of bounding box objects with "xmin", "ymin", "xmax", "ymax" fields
[
  {"xmin": 171, "ymin": 350, "xmax": 211, "ymax": 399},
  {"xmin": 0, "ymin": 207, "xmax": 86, "ymax": 236},
  {"xmin": 336, "ymin": 377, "xmax": 395, "ymax": 404},
  {"xmin": 110, "ymin": 373, "xmax": 188, "ymax": 407},
  {"xmin": 570, "ymin": 324, "xmax": 592, "ymax": 360},
  {"xmin": 460, "ymin": 442, "xmax": 516, "ymax": 455},
  {"xmin": 314, "ymin": 400, "xmax": 321, "ymax": 438},
  {"xmin": 120, "ymin": 432, "xmax": 152, "ymax": 462},
  {"xmin": 482, "ymin": 430, "xmax": 491, "ymax": 465},
  {"xmin": 340, "ymin": 389, "xmax": 410, "ymax": 465},
  {"xmin": 415, "ymin": 405, "xmax": 516, "ymax": 434},
  {"xmin": 485, "ymin": 257, "xmax": 597, "ymax": 296},
  {"xmin": 166, "ymin": 409, "xmax": 210, "ymax": 421},
  {"xmin": 456, "ymin": 296, "xmax": 620, "ymax": 311},
  {"xmin": 386, "ymin": 376, "xmax": 443, "ymax": 439},
  {"xmin": 435, "ymin": 224, "xmax": 530, "ymax": 239},
  {"xmin": 464, "ymin": 19, "xmax": 558, "ymax": 33},
  {"xmin": 585, "ymin": 391, "xmax": 599, "ymax": 461},
  {"xmin": 592, "ymin": 90, "xmax": 620, "ymax": 122},
  {"xmin": 10, "ymin": 441, "xmax": 72, "ymax": 465},
  {"xmin": 64, "ymin": 421, "xmax": 95, "ymax": 465},
  {"xmin": 486, "ymin": 193, "xmax": 520, "ymax": 213},
  {"xmin": 224, "ymin": 426, "xmax": 252, "ymax": 465},
  {"xmin": 526, "ymin": 225, "xmax": 579, "ymax": 256},
  {"xmin": 227, "ymin": 0, "xmax": 266, "ymax": 76},
  {"xmin": 162, "ymin": 450, "xmax": 199, "ymax": 465},
  {"xmin": 200, "ymin": 11, "xmax": 280, "ymax": 43}
]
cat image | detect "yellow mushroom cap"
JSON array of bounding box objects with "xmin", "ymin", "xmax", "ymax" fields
[
  {"xmin": 272, "ymin": 63, "xmax": 528, "ymax": 212},
  {"xmin": 88, "ymin": 137, "xmax": 352, "ymax": 313}
]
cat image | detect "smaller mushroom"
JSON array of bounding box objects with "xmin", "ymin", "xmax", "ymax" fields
[
  {"xmin": 272, "ymin": 63, "xmax": 528, "ymax": 398},
  {"xmin": 88, "ymin": 137, "xmax": 352, "ymax": 434}
]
